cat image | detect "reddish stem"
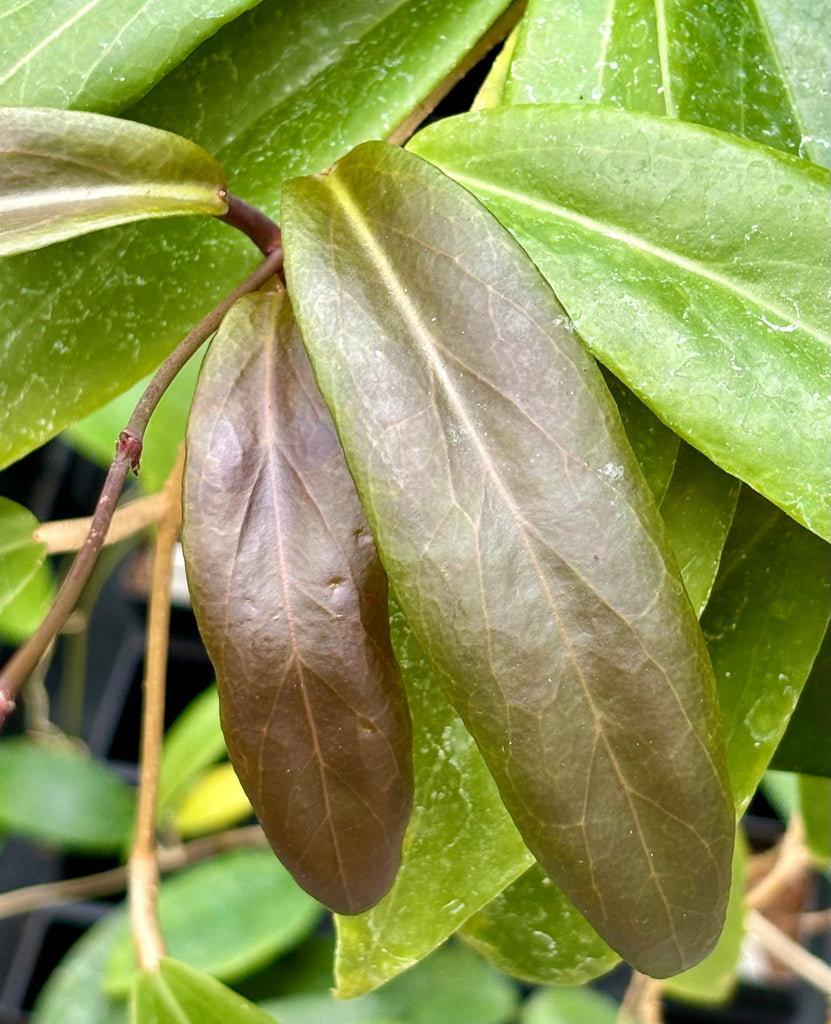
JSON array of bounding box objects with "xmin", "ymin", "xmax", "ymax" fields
[{"xmin": 0, "ymin": 246, "xmax": 283, "ymax": 729}]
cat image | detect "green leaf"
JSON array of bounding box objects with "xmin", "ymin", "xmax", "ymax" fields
[
  {"xmin": 335, "ymin": 604, "xmax": 534, "ymax": 997},
  {"xmin": 32, "ymin": 907, "xmax": 129, "ymax": 1024},
  {"xmin": 459, "ymin": 864, "xmax": 619, "ymax": 985},
  {"xmin": 501, "ymin": 0, "xmax": 827, "ymax": 163},
  {"xmin": 519, "ymin": 986, "xmax": 618, "ymax": 1024},
  {"xmin": 0, "ymin": 107, "xmax": 227, "ymax": 256},
  {"xmin": 0, "ymin": 0, "xmax": 265, "ymax": 114},
  {"xmin": 701, "ymin": 487, "xmax": 831, "ymax": 813},
  {"xmin": 182, "ymin": 289, "xmax": 413, "ymax": 915},
  {"xmin": 131, "ymin": 958, "xmax": 278, "ymax": 1024},
  {"xmin": 284, "ymin": 140, "xmax": 734, "ymax": 977},
  {"xmin": 770, "ymin": 627, "xmax": 831, "ymax": 777},
  {"xmin": 369, "ymin": 941, "xmax": 517, "ymax": 1024},
  {"xmin": 157, "ymin": 683, "xmax": 225, "ymax": 818},
  {"xmin": 409, "ymin": 105, "xmax": 831, "ymax": 539},
  {"xmin": 0, "ymin": 737, "xmax": 135, "ymax": 853},
  {"xmin": 0, "ymin": 495, "xmax": 53, "ymax": 642},
  {"xmin": 172, "ymin": 762, "xmax": 252, "ymax": 838},
  {"xmin": 798, "ymin": 775, "xmax": 831, "ymax": 865},
  {"xmin": 267, "ymin": 941, "xmax": 517, "ymax": 1024},
  {"xmin": 106, "ymin": 848, "xmax": 320, "ymax": 995},
  {"xmin": 601, "ymin": 371, "xmax": 679, "ymax": 506},
  {"xmin": 755, "ymin": 0, "xmax": 831, "ymax": 167},
  {"xmin": 662, "ymin": 832, "xmax": 747, "ymax": 1004},
  {"xmin": 659, "ymin": 445, "xmax": 740, "ymax": 617},
  {"xmin": 0, "ymin": 0, "xmax": 511, "ymax": 470}
]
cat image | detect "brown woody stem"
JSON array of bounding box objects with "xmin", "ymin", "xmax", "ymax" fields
[
  {"xmin": 0, "ymin": 246, "xmax": 283, "ymax": 729},
  {"xmin": 0, "ymin": 825, "xmax": 266, "ymax": 921},
  {"xmin": 128, "ymin": 449, "xmax": 183, "ymax": 971}
]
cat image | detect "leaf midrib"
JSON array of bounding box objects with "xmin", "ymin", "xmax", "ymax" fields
[
  {"xmin": 324, "ymin": 168, "xmax": 721, "ymax": 954},
  {"xmin": 444, "ymin": 169, "xmax": 827, "ymax": 345}
]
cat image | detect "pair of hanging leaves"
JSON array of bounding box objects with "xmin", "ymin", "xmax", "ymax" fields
[{"xmin": 183, "ymin": 141, "xmax": 734, "ymax": 978}]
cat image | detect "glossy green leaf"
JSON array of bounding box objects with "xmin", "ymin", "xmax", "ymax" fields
[
  {"xmin": 409, "ymin": 105, "xmax": 831, "ymax": 539},
  {"xmin": 0, "ymin": 495, "xmax": 53, "ymax": 642},
  {"xmin": 601, "ymin": 371, "xmax": 679, "ymax": 506},
  {"xmin": 131, "ymin": 958, "xmax": 277, "ymax": 1024},
  {"xmin": 182, "ymin": 289, "xmax": 413, "ymax": 915},
  {"xmin": 31, "ymin": 907, "xmax": 129, "ymax": 1024},
  {"xmin": 0, "ymin": 737, "xmax": 135, "ymax": 852},
  {"xmin": 659, "ymin": 445, "xmax": 740, "ymax": 617},
  {"xmin": 335, "ymin": 604, "xmax": 534, "ymax": 998},
  {"xmin": 771, "ymin": 627, "xmax": 831, "ymax": 777},
  {"xmin": 172, "ymin": 762, "xmax": 252, "ymax": 837},
  {"xmin": 157, "ymin": 682, "xmax": 225, "ymax": 818},
  {"xmin": 267, "ymin": 940, "xmax": 515, "ymax": 1024},
  {"xmin": 0, "ymin": 0, "xmax": 264, "ymax": 114},
  {"xmin": 702, "ymin": 487, "xmax": 831, "ymax": 813},
  {"xmin": 471, "ymin": 23, "xmax": 519, "ymax": 110},
  {"xmin": 0, "ymin": 0, "xmax": 510, "ymax": 470},
  {"xmin": 285, "ymin": 140, "xmax": 734, "ymax": 977},
  {"xmin": 662, "ymin": 832, "xmax": 747, "ymax": 1004},
  {"xmin": 106, "ymin": 848, "xmax": 320, "ymax": 995},
  {"xmin": 520, "ymin": 986, "xmax": 618, "ymax": 1024},
  {"xmin": 501, "ymin": 0, "xmax": 828, "ymax": 164},
  {"xmin": 65, "ymin": 349, "xmax": 206, "ymax": 496},
  {"xmin": 0, "ymin": 107, "xmax": 227, "ymax": 256},
  {"xmin": 368, "ymin": 941, "xmax": 517, "ymax": 1024},
  {"xmin": 459, "ymin": 864, "xmax": 619, "ymax": 985}
]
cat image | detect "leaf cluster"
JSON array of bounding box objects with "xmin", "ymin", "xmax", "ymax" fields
[{"xmin": 0, "ymin": 2, "xmax": 828, "ymax": 1022}]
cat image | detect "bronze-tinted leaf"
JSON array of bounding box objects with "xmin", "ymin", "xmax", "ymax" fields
[
  {"xmin": 182, "ymin": 288, "xmax": 413, "ymax": 915},
  {"xmin": 283, "ymin": 141, "xmax": 735, "ymax": 976}
]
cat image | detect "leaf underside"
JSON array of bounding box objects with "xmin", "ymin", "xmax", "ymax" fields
[
  {"xmin": 182, "ymin": 288, "xmax": 413, "ymax": 915},
  {"xmin": 283, "ymin": 140, "xmax": 735, "ymax": 977}
]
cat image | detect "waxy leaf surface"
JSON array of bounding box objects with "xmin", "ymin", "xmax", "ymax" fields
[
  {"xmin": 409, "ymin": 105, "xmax": 831, "ymax": 539},
  {"xmin": 335, "ymin": 604, "xmax": 534, "ymax": 998},
  {"xmin": 658, "ymin": 446, "xmax": 740, "ymax": 618},
  {"xmin": 502, "ymin": 0, "xmax": 828, "ymax": 163},
  {"xmin": 662, "ymin": 833, "xmax": 747, "ymax": 1004},
  {"xmin": 284, "ymin": 141, "xmax": 734, "ymax": 977},
  {"xmin": 460, "ymin": 864, "xmax": 618, "ymax": 985},
  {"xmin": 0, "ymin": 0, "xmax": 510, "ymax": 469},
  {"xmin": 0, "ymin": 0, "xmax": 264, "ymax": 114},
  {"xmin": 701, "ymin": 488, "xmax": 830, "ymax": 813},
  {"xmin": 0, "ymin": 107, "xmax": 227, "ymax": 256},
  {"xmin": 771, "ymin": 628, "xmax": 830, "ymax": 777},
  {"xmin": 182, "ymin": 290, "xmax": 413, "ymax": 914}
]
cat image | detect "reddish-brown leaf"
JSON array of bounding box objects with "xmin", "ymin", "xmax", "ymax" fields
[{"xmin": 182, "ymin": 287, "xmax": 413, "ymax": 914}]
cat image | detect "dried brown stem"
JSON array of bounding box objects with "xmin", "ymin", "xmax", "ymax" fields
[
  {"xmin": 33, "ymin": 492, "xmax": 168, "ymax": 554},
  {"xmin": 747, "ymin": 815, "xmax": 812, "ymax": 911},
  {"xmin": 0, "ymin": 247, "xmax": 283, "ymax": 728},
  {"xmin": 617, "ymin": 971, "xmax": 664, "ymax": 1024},
  {"xmin": 0, "ymin": 825, "xmax": 266, "ymax": 921},
  {"xmin": 128, "ymin": 450, "xmax": 183, "ymax": 972},
  {"xmin": 746, "ymin": 908, "xmax": 831, "ymax": 993}
]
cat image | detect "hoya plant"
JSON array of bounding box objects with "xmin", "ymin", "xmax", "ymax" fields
[{"xmin": 0, "ymin": 1, "xmax": 828, "ymax": 1022}]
